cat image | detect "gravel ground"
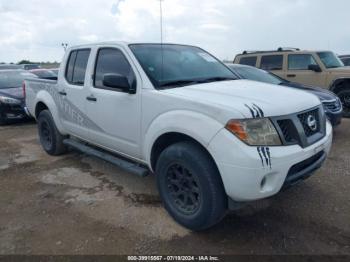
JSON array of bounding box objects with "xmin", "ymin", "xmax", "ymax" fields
[{"xmin": 0, "ymin": 120, "xmax": 349, "ymax": 255}]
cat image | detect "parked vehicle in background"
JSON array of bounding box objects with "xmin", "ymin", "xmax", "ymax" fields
[
  {"xmin": 20, "ymin": 64, "xmax": 41, "ymax": 70},
  {"xmin": 25, "ymin": 42, "xmax": 332, "ymax": 230},
  {"xmin": 0, "ymin": 64, "xmax": 21, "ymax": 70},
  {"xmin": 50, "ymin": 68, "xmax": 59, "ymax": 76},
  {"xmin": 234, "ymin": 48, "xmax": 350, "ymax": 117},
  {"xmin": 226, "ymin": 64, "xmax": 342, "ymax": 127},
  {"xmin": 30, "ymin": 69, "xmax": 58, "ymax": 80},
  {"xmin": 339, "ymin": 55, "xmax": 350, "ymax": 66},
  {"xmin": 0, "ymin": 70, "xmax": 37, "ymax": 124}
]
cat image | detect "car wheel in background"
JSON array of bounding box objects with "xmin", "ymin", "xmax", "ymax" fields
[
  {"xmin": 156, "ymin": 141, "xmax": 227, "ymax": 231},
  {"xmin": 38, "ymin": 110, "xmax": 67, "ymax": 155},
  {"xmin": 0, "ymin": 113, "xmax": 6, "ymax": 126},
  {"xmin": 337, "ymin": 89, "xmax": 350, "ymax": 118}
]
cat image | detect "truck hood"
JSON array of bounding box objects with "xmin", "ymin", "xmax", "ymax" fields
[
  {"xmin": 161, "ymin": 79, "xmax": 321, "ymax": 118},
  {"xmin": 0, "ymin": 87, "xmax": 24, "ymax": 100},
  {"xmin": 281, "ymin": 82, "xmax": 337, "ymax": 101}
]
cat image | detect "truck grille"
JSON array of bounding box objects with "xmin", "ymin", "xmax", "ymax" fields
[
  {"xmin": 277, "ymin": 119, "xmax": 299, "ymax": 143},
  {"xmin": 272, "ymin": 106, "xmax": 326, "ymax": 148},
  {"xmin": 298, "ymin": 108, "xmax": 320, "ymax": 137},
  {"xmin": 322, "ymin": 99, "xmax": 342, "ymax": 113}
]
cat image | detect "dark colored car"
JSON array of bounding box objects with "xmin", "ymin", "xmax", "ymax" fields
[
  {"xmin": 0, "ymin": 70, "xmax": 37, "ymax": 124},
  {"xmin": 20, "ymin": 64, "xmax": 41, "ymax": 70},
  {"xmin": 50, "ymin": 68, "xmax": 59, "ymax": 76},
  {"xmin": 30, "ymin": 69, "xmax": 58, "ymax": 80},
  {"xmin": 226, "ymin": 64, "xmax": 343, "ymax": 126},
  {"xmin": 339, "ymin": 55, "xmax": 350, "ymax": 66}
]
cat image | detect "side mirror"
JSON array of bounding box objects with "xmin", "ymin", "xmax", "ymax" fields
[
  {"xmin": 103, "ymin": 73, "xmax": 134, "ymax": 93},
  {"xmin": 308, "ymin": 64, "xmax": 322, "ymax": 72}
]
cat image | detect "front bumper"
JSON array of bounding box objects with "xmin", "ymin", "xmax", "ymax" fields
[
  {"xmin": 325, "ymin": 110, "xmax": 342, "ymax": 127},
  {"xmin": 208, "ymin": 120, "xmax": 333, "ymax": 202}
]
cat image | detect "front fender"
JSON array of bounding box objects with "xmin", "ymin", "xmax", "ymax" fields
[
  {"xmin": 143, "ymin": 110, "xmax": 225, "ymax": 168},
  {"xmin": 35, "ymin": 90, "xmax": 67, "ymax": 135}
]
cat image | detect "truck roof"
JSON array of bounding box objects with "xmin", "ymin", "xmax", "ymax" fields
[
  {"xmin": 67, "ymin": 41, "xmax": 195, "ymax": 50},
  {"xmin": 236, "ymin": 48, "xmax": 332, "ymax": 56}
]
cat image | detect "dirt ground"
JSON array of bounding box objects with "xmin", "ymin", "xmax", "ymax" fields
[{"xmin": 0, "ymin": 120, "xmax": 349, "ymax": 255}]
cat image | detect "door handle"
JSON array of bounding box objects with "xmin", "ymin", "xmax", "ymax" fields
[
  {"xmin": 287, "ymin": 74, "xmax": 296, "ymax": 78},
  {"xmin": 86, "ymin": 96, "xmax": 97, "ymax": 102},
  {"xmin": 58, "ymin": 91, "xmax": 67, "ymax": 96}
]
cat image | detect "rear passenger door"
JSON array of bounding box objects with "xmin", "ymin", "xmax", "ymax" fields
[
  {"xmin": 59, "ymin": 49, "xmax": 92, "ymax": 140},
  {"xmin": 85, "ymin": 46, "xmax": 142, "ymax": 159},
  {"xmin": 260, "ymin": 55, "xmax": 285, "ymax": 78},
  {"xmin": 286, "ymin": 54, "xmax": 326, "ymax": 87}
]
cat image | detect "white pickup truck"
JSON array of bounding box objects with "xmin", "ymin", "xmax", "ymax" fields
[{"xmin": 25, "ymin": 42, "xmax": 333, "ymax": 230}]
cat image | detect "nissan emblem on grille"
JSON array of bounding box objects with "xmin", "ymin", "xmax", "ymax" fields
[{"xmin": 307, "ymin": 115, "xmax": 317, "ymax": 131}]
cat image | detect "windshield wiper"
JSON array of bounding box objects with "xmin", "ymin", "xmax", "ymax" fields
[
  {"xmin": 197, "ymin": 77, "xmax": 236, "ymax": 83},
  {"xmin": 159, "ymin": 77, "xmax": 236, "ymax": 89},
  {"xmin": 159, "ymin": 80, "xmax": 199, "ymax": 88}
]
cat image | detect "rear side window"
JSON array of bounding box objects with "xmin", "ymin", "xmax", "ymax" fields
[
  {"xmin": 260, "ymin": 55, "xmax": 283, "ymax": 70},
  {"xmin": 239, "ymin": 56, "xmax": 257, "ymax": 66},
  {"xmin": 94, "ymin": 48, "xmax": 135, "ymax": 90},
  {"xmin": 288, "ymin": 54, "xmax": 317, "ymax": 70},
  {"xmin": 65, "ymin": 49, "xmax": 91, "ymax": 85}
]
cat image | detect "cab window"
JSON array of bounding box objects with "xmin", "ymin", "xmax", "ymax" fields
[
  {"xmin": 94, "ymin": 48, "xmax": 136, "ymax": 91},
  {"xmin": 288, "ymin": 54, "xmax": 317, "ymax": 70},
  {"xmin": 65, "ymin": 49, "xmax": 91, "ymax": 85},
  {"xmin": 239, "ymin": 56, "xmax": 257, "ymax": 67},
  {"xmin": 260, "ymin": 55, "xmax": 283, "ymax": 70}
]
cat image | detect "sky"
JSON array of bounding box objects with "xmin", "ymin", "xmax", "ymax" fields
[{"xmin": 0, "ymin": 0, "xmax": 349, "ymax": 63}]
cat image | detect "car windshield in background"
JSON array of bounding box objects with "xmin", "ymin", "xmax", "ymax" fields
[
  {"xmin": 0, "ymin": 71, "xmax": 36, "ymax": 89},
  {"xmin": 31, "ymin": 70, "xmax": 57, "ymax": 79},
  {"xmin": 129, "ymin": 44, "xmax": 236, "ymax": 89},
  {"xmin": 317, "ymin": 52, "xmax": 344, "ymax": 68},
  {"xmin": 229, "ymin": 66, "xmax": 283, "ymax": 85}
]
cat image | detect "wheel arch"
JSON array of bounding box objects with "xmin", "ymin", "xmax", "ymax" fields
[
  {"xmin": 329, "ymin": 78, "xmax": 350, "ymax": 94},
  {"xmin": 150, "ymin": 132, "xmax": 220, "ymax": 173},
  {"xmin": 143, "ymin": 110, "xmax": 224, "ymax": 172},
  {"xmin": 34, "ymin": 90, "xmax": 66, "ymax": 134}
]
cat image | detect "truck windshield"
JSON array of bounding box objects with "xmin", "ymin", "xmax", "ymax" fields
[
  {"xmin": 129, "ymin": 44, "xmax": 237, "ymax": 89},
  {"xmin": 317, "ymin": 52, "xmax": 344, "ymax": 68}
]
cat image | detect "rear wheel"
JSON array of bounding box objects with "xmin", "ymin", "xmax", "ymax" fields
[
  {"xmin": 337, "ymin": 89, "xmax": 350, "ymax": 118},
  {"xmin": 38, "ymin": 110, "xmax": 67, "ymax": 155},
  {"xmin": 156, "ymin": 141, "xmax": 227, "ymax": 231}
]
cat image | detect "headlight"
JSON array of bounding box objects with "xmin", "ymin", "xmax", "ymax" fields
[
  {"xmin": 225, "ymin": 118, "xmax": 282, "ymax": 146},
  {"xmin": 0, "ymin": 96, "xmax": 21, "ymax": 104}
]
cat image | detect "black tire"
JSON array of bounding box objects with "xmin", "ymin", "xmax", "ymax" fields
[
  {"xmin": 337, "ymin": 89, "xmax": 350, "ymax": 118},
  {"xmin": 37, "ymin": 110, "xmax": 67, "ymax": 156},
  {"xmin": 156, "ymin": 141, "xmax": 227, "ymax": 231},
  {"xmin": 0, "ymin": 113, "xmax": 6, "ymax": 125}
]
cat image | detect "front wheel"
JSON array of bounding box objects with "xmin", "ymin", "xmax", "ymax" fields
[
  {"xmin": 337, "ymin": 89, "xmax": 350, "ymax": 118},
  {"xmin": 38, "ymin": 110, "xmax": 67, "ymax": 156},
  {"xmin": 156, "ymin": 142, "xmax": 227, "ymax": 231}
]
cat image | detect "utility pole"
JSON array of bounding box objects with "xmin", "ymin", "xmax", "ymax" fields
[{"xmin": 159, "ymin": 0, "xmax": 164, "ymax": 44}]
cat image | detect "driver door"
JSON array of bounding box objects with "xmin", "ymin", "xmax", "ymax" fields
[
  {"xmin": 85, "ymin": 46, "xmax": 142, "ymax": 159},
  {"xmin": 285, "ymin": 54, "xmax": 326, "ymax": 87}
]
